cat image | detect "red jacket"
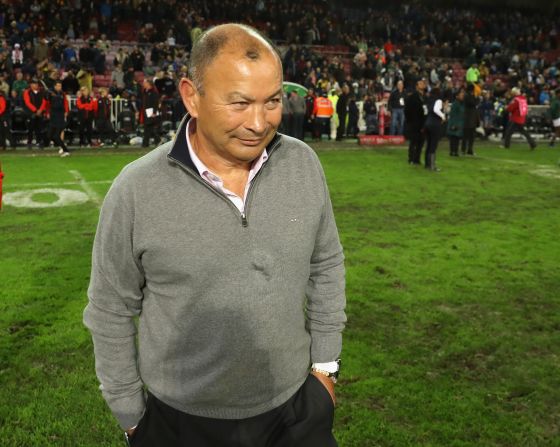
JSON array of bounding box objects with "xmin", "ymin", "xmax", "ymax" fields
[
  {"xmin": 0, "ymin": 95, "xmax": 6, "ymax": 117},
  {"xmin": 23, "ymin": 88, "xmax": 47, "ymax": 114},
  {"xmin": 506, "ymin": 95, "xmax": 528, "ymax": 125},
  {"xmin": 77, "ymin": 95, "xmax": 98, "ymax": 119}
]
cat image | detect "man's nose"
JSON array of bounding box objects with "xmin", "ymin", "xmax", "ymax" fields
[{"xmin": 246, "ymin": 105, "xmax": 267, "ymax": 134}]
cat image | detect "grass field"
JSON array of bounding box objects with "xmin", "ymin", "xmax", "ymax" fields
[{"xmin": 1, "ymin": 141, "xmax": 559, "ymax": 446}]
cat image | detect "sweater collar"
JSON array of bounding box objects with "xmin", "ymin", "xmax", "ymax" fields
[{"xmin": 167, "ymin": 114, "xmax": 282, "ymax": 173}]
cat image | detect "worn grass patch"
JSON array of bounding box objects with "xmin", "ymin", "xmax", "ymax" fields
[{"xmin": 1, "ymin": 142, "xmax": 559, "ymax": 446}]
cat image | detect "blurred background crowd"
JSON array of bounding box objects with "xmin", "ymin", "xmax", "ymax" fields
[{"xmin": 0, "ymin": 0, "xmax": 559, "ymax": 152}]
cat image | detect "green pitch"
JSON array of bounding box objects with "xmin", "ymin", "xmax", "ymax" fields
[{"xmin": 1, "ymin": 142, "xmax": 559, "ymax": 446}]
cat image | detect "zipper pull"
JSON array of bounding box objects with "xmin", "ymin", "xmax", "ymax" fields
[{"xmin": 241, "ymin": 213, "xmax": 248, "ymax": 227}]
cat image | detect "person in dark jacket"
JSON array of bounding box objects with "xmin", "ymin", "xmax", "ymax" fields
[
  {"xmin": 462, "ymin": 83, "xmax": 478, "ymax": 155},
  {"xmin": 141, "ymin": 79, "xmax": 160, "ymax": 148},
  {"xmin": 23, "ymin": 79, "xmax": 48, "ymax": 148},
  {"xmin": 404, "ymin": 78, "xmax": 427, "ymax": 165},
  {"xmin": 336, "ymin": 84, "xmax": 349, "ymax": 141},
  {"xmin": 423, "ymin": 87, "xmax": 447, "ymax": 171},
  {"xmin": 447, "ymin": 89, "xmax": 465, "ymax": 157},
  {"xmin": 346, "ymin": 94, "xmax": 359, "ymax": 138},
  {"xmin": 47, "ymin": 81, "xmax": 70, "ymax": 156},
  {"xmin": 76, "ymin": 86, "xmax": 97, "ymax": 146}
]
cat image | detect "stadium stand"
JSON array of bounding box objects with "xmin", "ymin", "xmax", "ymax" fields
[{"xmin": 0, "ymin": 0, "xmax": 558, "ymax": 146}]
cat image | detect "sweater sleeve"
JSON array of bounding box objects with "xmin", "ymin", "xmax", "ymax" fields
[
  {"xmin": 83, "ymin": 175, "xmax": 147, "ymax": 430},
  {"xmin": 305, "ymin": 155, "xmax": 347, "ymax": 364}
]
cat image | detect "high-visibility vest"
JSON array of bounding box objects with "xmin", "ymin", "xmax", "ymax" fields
[{"xmin": 314, "ymin": 97, "xmax": 334, "ymax": 118}]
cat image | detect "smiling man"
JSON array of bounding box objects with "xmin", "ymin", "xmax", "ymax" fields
[{"xmin": 84, "ymin": 23, "xmax": 346, "ymax": 447}]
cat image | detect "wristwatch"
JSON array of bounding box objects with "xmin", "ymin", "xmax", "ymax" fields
[{"xmin": 311, "ymin": 358, "xmax": 341, "ymax": 383}]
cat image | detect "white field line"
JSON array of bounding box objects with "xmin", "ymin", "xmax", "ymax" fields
[
  {"xmin": 4, "ymin": 179, "xmax": 112, "ymax": 188},
  {"xmin": 69, "ymin": 170, "xmax": 103, "ymax": 208}
]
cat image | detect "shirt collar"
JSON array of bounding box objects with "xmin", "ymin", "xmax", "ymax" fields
[{"xmin": 185, "ymin": 117, "xmax": 268, "ymax": 180}]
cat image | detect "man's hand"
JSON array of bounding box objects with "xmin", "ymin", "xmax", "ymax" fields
[
  {"xmin": 125, "ymin": 427, "xmax": 136, "ymax": 438},
  {"xmin": 311, "ymin": 370, "xmax": 336, "ymax": 406}
]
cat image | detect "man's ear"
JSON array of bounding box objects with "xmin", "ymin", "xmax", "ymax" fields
[{"xmin": 179, "ymin": 78, "xmax": 199, "ymax": 118}]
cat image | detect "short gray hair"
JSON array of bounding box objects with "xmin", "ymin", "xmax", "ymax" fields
[{"xmin": 188, "ymin": 23, "xmax": 281, "ymax": 94}]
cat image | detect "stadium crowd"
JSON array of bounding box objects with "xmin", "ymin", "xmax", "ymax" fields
[{"xmin": 0, "ymin": 0, "xmax": 559, "ymax": 155}]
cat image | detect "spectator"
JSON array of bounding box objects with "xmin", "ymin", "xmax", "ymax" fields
[
  {"xmin": 462, "ymin": 83, "xmax": 478, "ymax": 155},
  {"xmin": 288, "ymin": 90, "xmax": 306, "ymax": 141},
  {"xmin": 466, "ymin": 63, "xmax": 480, "ymax": 85},
  {"xmin": 503, "ymin": 87, "xmax": 537, "ymax": 150},
  {"xmin": 22, "ymin": 78, "xmax": 47, "ymax": 148},
  {"xmin": 346, "ymin": 94, "xmax": 359, "ymax": 138},
  {"xmin": 312, "ymin": 90, "xmax": 334, "ymax": 141},
  {"xmin": 76, "ymin": 86, "xmax": 96, "ymax": 146},
  {"xmin": 61, "ymin": 70, "xmax": 80, "ymax": 95},
  {"xmin": 111, "ymin": 62, "xmax": 125, "ymax": 90},
  {"xmin": 0, "ymin": 89, "xmax": 7, "ymax": 150},
  {"xmin": 388, "ymin": 80, "xmax": 406, "ymax": 135},
  {"xmin": 46, "ymin": 80, "xmax": 70, "ymax": 157},
  {"xmin": 140, "ymin": 79, "xmax": 160, "ymax": 148},
  {"xmin": 77, "ymin": 66, "xmax": 93, "ymax": 92},
  {"xmin": 447, "ymin": 88, "xmax": 465, "ymax": 157},
  {"xmin": 336, "ymin": 84, "xmax": 349, "ymax": 141},
  {"xmin": 11, "ymin": 43, "xmax": 23, "ymax": 68},
  {"xmin": 404, "ymin": 78, "xmax": 427, "ymax": 165},
  {"xmin": 549, "ymin": 88, "xmax": 560, "ymax": 147},
  {"xmin": 423, "ymin": 87, "xmax": 447, "ymax": 171},
  {"xmin": 95, "ymin": 87, "xmax": 116, "ymax": 146}
]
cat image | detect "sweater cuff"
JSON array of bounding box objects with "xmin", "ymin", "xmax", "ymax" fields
[{"xmin": 106, "ymin": 388, "xmax": 146, "ymax": 430}]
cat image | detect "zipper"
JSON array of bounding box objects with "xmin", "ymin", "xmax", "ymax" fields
[{"xmin": 167, "ymin": 136, "xmax": 281, "ymax": 227}]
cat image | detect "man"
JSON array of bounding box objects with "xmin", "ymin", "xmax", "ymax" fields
[
  {"xmin": 313, "ymin": 90, "xmax": 334, "ymax": 141},
  {"xmin": 46, "ymin": 80, "xmax": 70, "ymax": 157},
  {"xmin": 548, "ymin": 88, "xmax": 560, "ymax": 147},
  {"xmin": 404, "ymin": 77, "xmax": 427, "ymax": 165},
  {"xmin": 388, "ymin": 80, "xmax": 406, "ymax": 135},
  {"xmin": 462, "ymin": 83, "xmax": 478, "ymax": 155},
  {"xmin": 140, "ymin": 79, "xmax": 160, "ymax": 148},
  {"xmin": 304, "ymin": 87, "xmax": 316, "ymax": 139},
  {"xmin": 11, "ymin": 71, "xmax": 28, "ymax": 98},
  {"xmin": 288, "ymin": 90, "xmax": 306, "ymax": 140},
  {"xmin": 466, "ymin": 63, "xmax": 480, "ymax": 85},
  {"xmin": 84, "ymin": 23, "xmax": 346, "ymax": 447},
  {"xmin": 23, "ymin": 78, "xmax": 47, "ymax": 148},
  {"xmin": 336, "ymin": 84, "xmax": 349, "ymax": 141},
  {"xmin": 503, "ymin": 87, "xmax": 537, "ymax": 150}
]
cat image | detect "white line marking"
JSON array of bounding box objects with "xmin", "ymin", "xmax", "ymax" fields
[
  {"xmin": 69, "ymin": 170, "xmax": 103, "ymax": 208},
  {"xmin": 5, "ymin": 179, "xmax": 112, "ymax": 188}
]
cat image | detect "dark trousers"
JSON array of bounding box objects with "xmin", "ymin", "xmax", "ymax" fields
[
  {"xmin": 407, "ymin": 129, "xmax": 425, "ymax": 164},
  {"xmin": 346, "ymin": 116, "xmax": 358, "ymax": 138},
  {"xmin": 48, "ymin": 124, "xmax": 68, "ymax": 151},
  {"xmin": 96, "ymin": 119, "xmax": 117, "ymax": 143},
  {"xmin": 336, "ymin": 113, "xmax": 346, "ymax": 140},
  {"xmin": 291, "ymin": 113, "xmax": 305, "ymax": 140},
  {"xmin": 449, "ymin": 135, "xmax": 461, "ymax": 155},
  {"xmin": 27, "ymin": 114, "xmax": 45, "ymax": 146},
  {"xmin": 461, "ymin": 128, "xmax": 475, "ymax": 154},
  {"xmin": 0, "ymin": 118, "xmax": 8, "ymax": 148},
  {"xmin": 424, "ymin": 122, "xmax": 441, "ymax": 168},
  {"xmin": 314, "ymin": 117, "xmax": 330, "ymax": 139},
  {"xmin": 143, "ymin": 118, "xmax": 159, "ymax": 147},
  {"xmin": 129, "ymin": 374, "xmax": 337, "ymax": 447},
  {"xmin": 503, "ymin": 121, "xmax": 536, "ymax": 149},
  {"xmin": 80, "ymin": 117, "xmax": 93, "ymax": 145}
]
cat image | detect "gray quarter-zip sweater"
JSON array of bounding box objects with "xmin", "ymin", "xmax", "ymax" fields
[{"xmin": 83, "ymin": 117, "xmax": 346, "ymax": 430}]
